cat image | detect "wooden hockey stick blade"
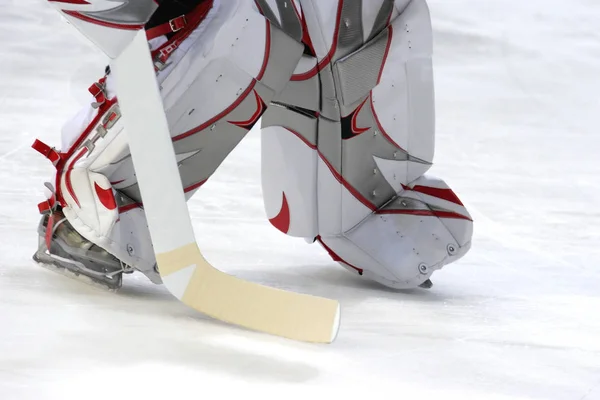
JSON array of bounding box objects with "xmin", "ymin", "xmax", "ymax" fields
[
  {"xmin": 157, "ymin": 243, "xmax": 340, "ymax": 343},
  {"xmin": 111, "ymin": 30, "xmax": 341, "ymax": 343}
]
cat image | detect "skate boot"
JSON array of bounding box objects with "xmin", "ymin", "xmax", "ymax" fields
[{"xmin": 33, "ymin": 210, "xmax": 130, "ymax": 291}]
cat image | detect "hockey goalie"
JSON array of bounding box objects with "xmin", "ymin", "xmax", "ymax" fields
[{"xmin": 34, "ymin": 0, "xmax": 472, "ymax": 302}]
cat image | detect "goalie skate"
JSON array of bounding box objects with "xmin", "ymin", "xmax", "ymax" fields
[{"xmin": 33, "ymin": 212, "xmax": 130, "ymax": 291}]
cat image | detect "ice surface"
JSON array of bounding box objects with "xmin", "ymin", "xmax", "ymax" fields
[{"xmin": 1, "ymin": 1, "xmax": 599, "ymax": 399}]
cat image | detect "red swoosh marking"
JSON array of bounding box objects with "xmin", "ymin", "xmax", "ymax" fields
[
  {"xmin": 94, "ymin": 182, "xmax": 117, "ymax": 211},
  {"xmin": 228, "ymin": 90, "xmax": 266, "ymax": 130},
  {"xmin": 351, "ymin": 96, "xmax": 370, "ymax": 135},
  {"xmin": 269, "ymin": 192, "xmax": 290, "ymax": 234}
]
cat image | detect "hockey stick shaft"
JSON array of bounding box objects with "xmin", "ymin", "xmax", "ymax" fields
[{"xmin": 111, "ymin": 30, "xmax": 340, "ymax": 343}]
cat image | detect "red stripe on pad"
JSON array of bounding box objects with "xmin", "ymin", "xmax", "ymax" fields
[
  {"xmin": 317, "ymin": 236, "xmax": 363, "ymax": 275},
  {"xmin": 283, "ymin": 127, "xmax": 377, "ymax": 212},
  {"xmin": 48, "ymin": 0, "xmax": 90, "ymax": 4},
  {"xmin": 411, "ymin": 185, "xmax": 464, "ymax": 206},
  {"xmin": 173, "ymin": 81, "xmax": 257, "ymax": 141},
  {"xmin": 377, "ymin": 209, "xmax": 472, "ymax": 221},
  {"xmin": 65, "ymin": 148, "xmax": 88, "ymax": 208}
]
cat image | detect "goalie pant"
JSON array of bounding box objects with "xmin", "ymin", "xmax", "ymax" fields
[{"xmin": 34, "ymin": 0, "xmax": 473, "ymax": 289}]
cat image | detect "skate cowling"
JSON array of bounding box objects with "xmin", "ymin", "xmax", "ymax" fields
[
  {"xmin": 44, "ymin": 0, "xmax": 341, "ymax": 343},
  {"xmin": 34, "ymin": 210, "xmax": 127, "ymax": 291}
]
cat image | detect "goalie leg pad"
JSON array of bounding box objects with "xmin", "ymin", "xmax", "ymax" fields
[
  {"xmin": 34, "ymin": 0, "xmax": 304, "ymax": 284},
  {"xmin": 261, "ymin": 0, "xmax": 473, "ymax": 289}
]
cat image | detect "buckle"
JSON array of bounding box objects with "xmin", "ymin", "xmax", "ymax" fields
[
  {"xmin": 154, "ymin": 57, "xmax": 171, "ymax": 72},
  {"xmin": 169, "ymin": 16, "xmax": 187, "ymax": 33}
]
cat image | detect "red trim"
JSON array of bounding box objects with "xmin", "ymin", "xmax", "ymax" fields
[
  {"xmin": 45, "ymin": 214, "xmax": 55, "ymax": 251},
  {"xmin": 290, "ymin": 0, "xmax": 302, "ymax": 24},
  {"xmin": 318, "ymin": 152, "xmax": 377, "ymax": 211},
  {"xmin": 48, "ymin": 0, "xmax": 90, "ymax": 6},
  {"xmin": 351, "ymin": 96, "xmax": 370, "ymax": 135},
  {"xmin": 65, "ymin": 148, "xmax": 88, "ymax": 208},
  {"xmin": 184, "ymin": 179, "xmax": 207, "ymax": 193},
  {"xmin": 56, "ymin": 97, "xmax": 117, "ymax": 207},
  {"xmin": 48, "ymin": 0, "xmax": 90, "ymax": 4},
  {"xmin": 269, "ymin": 192, "xmax": 291, "ymax": 234},
  {"xmin": 38, "ymin": 202, "xmax": 49, "ymax": 214},
  {"xmin": 173, "ymin": 80, "xmax": 257, "ymax": 141},
  {"xmin": 253, "ymin": 0, "xmax": 264, "ymax": 14},
  {"xmin": 377, "ymin": 209, "xmax": 472, "ymax": 221},
  {"xmin": 243, "ymin": 3, "xmax": 269, "ymax": 79},
  {"xmin": 62, "ymin": 10, "xmax": 144, "ymax": 31},
  {"xmin": 149, "ymin": 2, "xmax": 213, "ymax": 68},
  {"xmin": 411, "ymin": 185, "xmax": 464, "ymax": 206},
  {"xmin": 257, "ymin": 21, "xmax": 271, "ymax": 81},
  {"xmin": 284, "ymin": 127, "xmax": 317, "ymax": 150},
  {"xmin": 316, "ymin": 236, "xmax": 363, "ymax": 275},
  {"xmin": 290, "ymin": 0, "xmax": 344, "ymax": 81},
  {"xmin": 432, "ymin": 210, "xmax": 472, "ymax": 221},
  {"xmin": 228, "ymin": 90, "xmax": 266, "ymax": 130},
  {"xmin": 66, "ymin": 98, "xmax": 117, "ymax": 156},
  {"xmin": 32, "ymin": 79, "xmax": 116, "ymax": 209},
  {"xmin": 94, "ymin": 182, "xmax": 117, "ymax": 211},
  {"xmin": 119, "ymin": 203, "xmax": 142, "ymax": 214},
  {"xmin": 369, "ymin": 94, "xmax": 405, "ymax": 152},
  {"xmin": 110, "ymin": 179, "xmax": 125, "ymax": 185},
  {"xmin": 38, "ymin": 194, "xmax": 57, "ymax": 215},
  {"xmin": 377, "ymin": 25, "xmax": 393, "ymax": 84}
]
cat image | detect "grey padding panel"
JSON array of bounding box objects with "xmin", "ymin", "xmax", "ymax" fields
[
  {"xmin": 254, "ymin": 0, "xmax": 281, "ymax": 29},
  {"xmin": 367, "ymin": 0, "xmax": 394, "ymax": 41},
  {"xmin": 317, "ymin": 116, "xmax": 343, "ymax": 172},
  {"xmin": 333, "ymin": 27, "xmax": 390, "ymax": 107},
  {"xmin": 275, "ymin": 0, "xmax": 303, "ymax": 42},
  {"xmin": 319, "ymin": 64, "xmax": 341, "ymax": 122},
  {"xmin": 260, "ymin": 25, "xmax": 305, "ymax": 91},
  {"xmin": 273, "ymin": 73, "xmax": 320, "ymax": 111}
]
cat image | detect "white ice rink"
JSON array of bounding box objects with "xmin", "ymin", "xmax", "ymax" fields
[{"xmin": 1, "ymin": 1, "xmax": 599, "ymax": 399}]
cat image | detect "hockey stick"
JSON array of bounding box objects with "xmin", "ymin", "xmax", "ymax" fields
[{"xmin": 111, "ymin": 30, "xmax": 340, "ymax": 343}]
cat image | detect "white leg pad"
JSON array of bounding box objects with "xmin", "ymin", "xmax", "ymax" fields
[{"xmin": 261, "ymin": 125, "xmax": 319, "ymax": 238}]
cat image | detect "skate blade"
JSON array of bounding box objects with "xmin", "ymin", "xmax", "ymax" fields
[{"xmin": 33, "ymin": 253, "xmax": 122, "ymax": 292}]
